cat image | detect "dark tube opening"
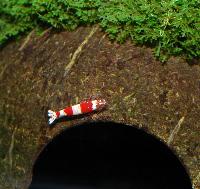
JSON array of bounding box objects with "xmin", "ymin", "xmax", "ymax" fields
[{"xmin": 29, "ymin": 121, "xmax": 192, "ymax": 189}]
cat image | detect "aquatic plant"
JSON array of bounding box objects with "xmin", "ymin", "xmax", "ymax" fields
[{"xmin": 0, "ymin": 0, "xmax": 199, "ymax": 61}]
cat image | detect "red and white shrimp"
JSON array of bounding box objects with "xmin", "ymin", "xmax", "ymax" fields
[{"xmin": 48, "ymin": 99, "xmax": 106, "ymax": 125}]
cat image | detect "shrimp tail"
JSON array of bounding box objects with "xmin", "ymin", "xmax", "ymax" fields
[{"xmin": 48, "ymin": 110, "xmax": 57, "ymax": 125}]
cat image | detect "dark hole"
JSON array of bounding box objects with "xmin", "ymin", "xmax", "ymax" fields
[{"xmin": 29, "ymin": 121, "xmax": 192, "ymax": 189}]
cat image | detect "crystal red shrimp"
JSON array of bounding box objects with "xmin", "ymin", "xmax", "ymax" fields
[{"xmin": 48, "ymin": 99, "xmax": 106, "ymax": 125}]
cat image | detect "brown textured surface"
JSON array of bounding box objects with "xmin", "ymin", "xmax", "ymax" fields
[{"xmin": 0, "ymin": 26, "xmax": 199, "ymax": 189}]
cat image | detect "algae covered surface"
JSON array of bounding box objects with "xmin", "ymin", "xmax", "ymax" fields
[{"xmin": 0, "ymin": 26, "xmax": 199, "ymax": 188}]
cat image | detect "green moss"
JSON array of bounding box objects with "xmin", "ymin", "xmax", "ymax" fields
[{"xmin": 0, "ymin": 0, "xmax": 200, "ymax": 61}]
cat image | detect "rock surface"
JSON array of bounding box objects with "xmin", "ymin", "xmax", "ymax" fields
[{"xmin": 0, "ymin": 26, "xmax": 199, "ymax": 189}]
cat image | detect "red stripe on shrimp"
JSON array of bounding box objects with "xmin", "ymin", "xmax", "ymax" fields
[
  {"xmin": 56, "ymin": 111, "xmax": 60, "ymax": 118},
  {"xmin": 80, "ymin": 101, "xmax": 93, "ymax": 113},
  {"xmin": 64, "ymin": 106, "xmax": 73, "ymax": 116}
]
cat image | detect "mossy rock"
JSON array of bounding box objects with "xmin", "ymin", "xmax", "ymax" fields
[{"xmin": 0, "ymin": 26, "xmax": 199, "ymax": 189}]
